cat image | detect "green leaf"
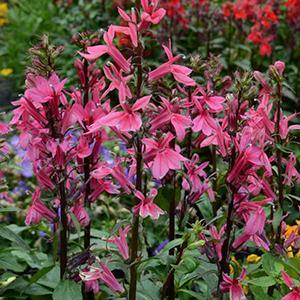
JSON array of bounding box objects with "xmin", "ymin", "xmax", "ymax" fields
[
  {"xmin": 179, "ymin": 289, "xmax": 203, "ymax": 299},
  {"xmin": 196, "ymin": 194, "xmax": 213, "ymax": 222},
  {"xmin": 262, "ymin": 253, "xmax": 283, "ymax": 276},
  {"xmin": 0, "ymin": 207, "xmax": 20, "ymax": 213},
  {"xmin": 69, "ymin": 212, "xmax": 81, "ymax": 241},
  {"xmin": 0, "ymin": 252, "xmax": 26, "ymax": 272},
  {"xmin": 53, "ymin": 280, "xmax": 82, "ymax": 300},
  {"xmin": 0, "ymin": 225, "xmax": 30, "ymax": 251},
  {"xmin": 29, "ymin": 265, "xmax": 55, "ymax": 286},
  {"xmin": 159, "ymin": 238, "xmax": 183, "ymax": 255},
  {"xmin": 247, "ymin": 276, "xmax": 276, "ymax": 287}
]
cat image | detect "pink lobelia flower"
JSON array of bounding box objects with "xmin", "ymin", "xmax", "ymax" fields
[
  {"xmin": 92, "ymin": 95, "xmax": 151, "ymax": 132},
  {"xmin": 142, "ymin": 132, "xmax": 187, "ymax": 179},
  {"xmin": 192, "ymin": 101, "xmax": 217, "ymax": 135},
  {"xmin": 25, "ymin": 188, "xmax": 56, "ymax": 225},
  {"xmin": 0, "ymin": 123, "xmax": 10, "ymax": 134},
  {"xmin": 101, "ymin": 64, "xmax": 133, "ymax": 103},
  {"xmin": 98, "ymin": 262, "xmax": 125, "ymax": 293},
  {"xmin": 197, "ymin": 86, "xmax": 225, "ymax": 112},
  {"xmin": 140, "ymin": 0, "xmax": 166, "ymax": 25},
  {"xmin": 111, "ymin": 12, "xmax": 137, "ymax": 48},
  {"xmin": 110, "ymin": 160, "xmax": 135, "ymax": 193},
  {"xmin": 283, "ymin": 153, "xmax": 300, "ymax": 186},
  {"xmin": 84, "ymin": 279, "xmax": 100, "ymax": 294},
  {"xmin": 25, "ymin": 72, "xmax": 67, "ymax": 104},
  {"xmin": 149, "ymin": 96, "xmax": 191, "ymax": 142},
  {"xmin": 227, "ymin": 145, "xmax": 272, "ymax": 183},
  {"xmin": 133, "ymin": 188, "xmax": 164, "ymax": 220},
  {"xmin": 79, "ymin": 26, "xmax": 130, "ymax": 72},
  {"xmin": 76, "ymin": 136, "xmax": 92, "ymax": 159},
  {"xmin": 70, "ymin": 200, "xmax": 90, "ymax": 227},
  {"xmin": 148, "ymin": 44, "xmax": 195, "ymax": 86},
  {"xmin": 182, "ymin": 154, "xmax": 209, "ymax": 193},
  {"xmin": 277, "ymin": 112, "xmax": 300, "ymax": 140},
  {"xmin": 107, "ymin": 225, "xmax": 130, "ymax": 260},
  {"xmin": 233, "ymin": 204, "xmax": 270, "ymax": 251},
  {"xmin": 80, "ymin": 260, "xmax": 124, "ymax": 294},
  {"xmin": 220, "ymin": 269, "xmax": 246, "ymax": 300},
  {"xmin": 282, "ymin": 271, "xmax": 300, "ymax": 300}
]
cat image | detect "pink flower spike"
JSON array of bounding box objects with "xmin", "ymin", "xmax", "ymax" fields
[{"xmin": 133, "ymin": 188, "xmax": 164, "ymax": 220}]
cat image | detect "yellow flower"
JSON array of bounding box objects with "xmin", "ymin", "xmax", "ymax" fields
[
  {"xmin": 0, "ymin": 3, "xmax": 8, "ymax": 17},
  {"xmin": 0, "ymin": 68, "xmax": 13, "ymax": 76},
  {"xmin": 287, "ymin": 246, "xmax": 294, "ymax": 258},
  {"xmin": 0, "ymin": 17, "xmax": 8, "ymax": 26},
  {"xmin": 246, "ymin": 254, "xmax": 261, "ymax": 263}
]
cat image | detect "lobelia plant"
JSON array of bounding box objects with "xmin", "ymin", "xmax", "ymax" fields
[{"xmin": 8, "ymin": 1, "xmax": 300, "ymax": 300}]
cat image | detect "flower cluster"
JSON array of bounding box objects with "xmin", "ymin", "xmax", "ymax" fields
[{"xmin": 9, "ymin": 0, "xmax": 300, "ymax": 299}]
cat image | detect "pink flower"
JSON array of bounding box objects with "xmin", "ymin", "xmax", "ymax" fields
[
  {"xmin": 209, "ymin": 225, "xmax": 224, "ymax": 261},
  {"xmin": 192, "ymin": 102, "xmax": 217, "ymax": 135},
  {"xmin": 101, "ymin": 64, "xmax": 133, "ymax": 103},
  {"xmin": 107, "ymin": 225, "xmax": 130, "ymax": 260},
  {"xmin": 98, "ymin": 262, "xmax": 124, "ymax": 293},
  {"xmin": 79, "ymin": 26, "xmax": 130, "ymax": 72},
  {"xmin": 84, "ymin": 279, "xmax": 100, "ymax": 294},
  {"xmin": 283, "ymin": 153, "xmax": 300, "ymax": 186},
  {"xmin": 110, "ymin": 160, "xmax": 135, "ymax": 193},
  {"xmin": 111, "ymin": 23, "xmax": 137, "ymax": 48},
  {"xmin": 278, "ymin": 112, "xmax": 300, "ymax": 139},
  {"xmin": 183, "ymin": 154, "xmax": 209, "ymax": 193},
  {"xmin": 25, "ymin": 73, "xmax": 67, "ymax": 104},
  {"xmin": 70, "ymin": 200, "xmax": 90, "ymax": 227},
  {"xmin": 25, "ymin": 188, "xmax": 56, "ymax": 225},
  {"xmin": 143, "ymin": 132, "xmax": 186, "ymax": 179},
  {"xmin": 91, "ymin": 163, "xmax": 112, "ymax": 180},
  {"xmin": 282, "ymin": 271, "xmax": 300, "ymax": 300},
  {"xmin": 227, "ymin": 146, "xmax": 272, "ymax": 183},
  {"xmin": 93, "ymin": 95, "xmax": 151, "ymax": 132},
  {"xmin": 76, "ymin": 136, "xmax": 92, "ymax": 159},
  {"xmin": 0, "ymin": 123, "xmax": 10, "ymax": 134},
  {"xmin": 149, "ymin": 44, "xmax": 195, "ymax": 86},
  {"xmin": 274, "ymin": 60, "xmax": 285, "ymax": 76},
  {"xmin": 197, "ymin": 86, "xmax": 225, "ymax": 112},
  {"xmin": 150, "ymin": 96, "xmax": 191, "ymax": 142},
  {"xmin": 140, "ymin": 0, "xmax": 166, "ymax": 25},
  {"xmin": 220, "ymin": 269, "xmax": 246, "ymax": 300},
  {"xmin": 80, "ymin": 261, "xmax": 124, "ymax": 294},
  {"xmin": 133, "ymin": 188, "xmax": 164, "ymax": 220}
]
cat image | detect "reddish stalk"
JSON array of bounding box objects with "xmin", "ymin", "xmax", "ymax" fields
[{"xmin": 129, "ymin": 27, "xmax": 144, "ymax": 300}]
